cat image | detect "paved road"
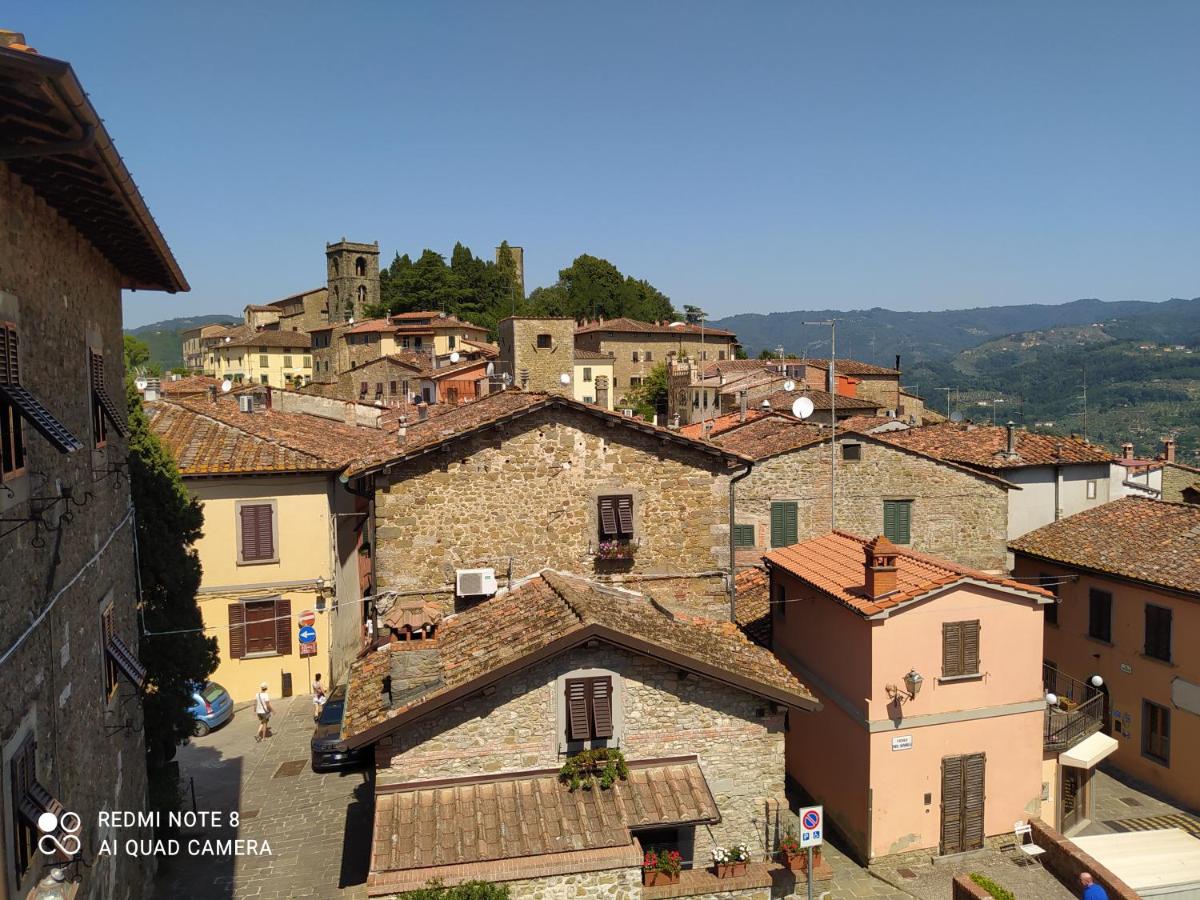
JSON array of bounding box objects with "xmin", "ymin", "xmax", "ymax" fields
[{"xmin": 154, "ymin": 694, "xmax": 372, "ymax": 899}]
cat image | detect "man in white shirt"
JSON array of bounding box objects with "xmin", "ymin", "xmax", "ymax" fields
[{"xmin": 254, "ymin": 682, "xmax": 272, "ymax": 742}]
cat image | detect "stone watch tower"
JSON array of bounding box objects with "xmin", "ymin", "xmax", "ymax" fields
[{"xmin": 326, "ymin": 239, "xmax": 380, "ymax": 323}]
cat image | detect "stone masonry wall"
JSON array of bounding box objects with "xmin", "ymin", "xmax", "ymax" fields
[
  {"xmin": 501, "ymin": 865, "xmax": 642, "ymax": 899},
  {"xmin": 0, "ymin": 166, "xmax": 154, "ymax": 900},
  {"xmin": 375, "ymin": 645, "xmax": 789, "ymax": 864},
  {"xmin": 734, "ymin": 435, "xmax": 1008, "ymax": 571},
  {"xmin": 499, "ymin": 318, "xmax": 577, "ymax": 396},
  {"xmin": 1161, "ymin": 462, "xmax": 1200, "ymax": 503},
  {"xmin": 573, "ymin": 331, "xmax": 738, "ymax": 403},
  {"xmin": 374, "ymin": 405, "xmax": 733, "ymax": 618}
]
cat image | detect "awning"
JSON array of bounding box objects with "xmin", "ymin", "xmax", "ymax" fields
[
  {"xmin": 1073, "ymin": 829, "xmax": 1200, "ymax": 894},
  {"xmin": 1060, "ymin": 731, "xmax": 1119, "ymax": 769}
]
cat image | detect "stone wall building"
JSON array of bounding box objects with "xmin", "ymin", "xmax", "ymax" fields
[
  {"xmin": 498, "ymin": 317, "xmax": 577, "ymax": 396},
  {"xmin": 327, "ymin": 240, "xmax": 380, "ymax": 323},
  {"xmin": 0, "ymin": 33, "xmax": 187, "ymax": 900},
  {"xmin": 1157, "ymin": 439, "xmax": 1200, "ymax": 503},
  {"xmin": 711, "ymin": 415, "xmax": 1013, "ymax": 572},
  {"xmin": 344, "ymin": 391, "xmax": 751, "ymax": 621},
  {"xmin": 342, "ymin": 571, "xmax": 818, "ymax": 898}
]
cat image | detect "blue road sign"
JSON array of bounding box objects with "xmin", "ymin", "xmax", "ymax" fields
[{"xmin": 298, "ymin": 625, "xmax": 317, "ymax": 644}]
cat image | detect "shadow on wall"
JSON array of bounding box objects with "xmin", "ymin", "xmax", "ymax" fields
[{"xmin": 339, "ymin": 767, "xmax": 375, "ymax": 889}]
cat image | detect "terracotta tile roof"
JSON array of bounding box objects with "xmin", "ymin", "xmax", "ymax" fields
[
  {"xmin": 735, "ymin": 568, "xmax": 771, "ymax": 648},
  {"xmin": 243, "ymin": 304, "xmax": 280, "ymax": 312},
  {"xmin": 147, "ymin": 395, "xmax": 393, "ymax": 476},
  {"xmin": 220, "ymin": 329, "xmax": 312, "ymax": 349},
  {"xmin": 765, "ymin": 531, "xmax": 1051, "ymax": 618},
  {"xmin": 461, "ymin": 338, "xmax": 500, "ymax": 358},
  {"xmin": 343, "ymin": 354, "xmax": 426, "ymax": 376},
  {"xmin": 343, "ymin": 390, "xmax": 750, "ymax": 477},
  {"xmin": 370, "ymin": 759, "xmax": 715, "ymax": 885},
  {"xmin": 575, "ymin": 317, "xmax": 737, "ymax": 338},
  {"xmin": 1008, "ymin": 497, "xmax": 1200, "ymax": 595},
  {"xmin": 345, "ymin": 318, "xmax": 398, "ymax": 334},
  {"xmin": 343, "ymin": 570, "xmax": 815, "ymax": 744},
  {"xmin": 573, "ymin": 348, "xmax": 615, "ymax": 360},
  {"xmin": 678, "ymin": 410, "xmax": 770, "ymax": 440},
  {"xmin": 157, "ymin": 375, "xmax": 252, "ymax": 396},
  {"xmin": 263, "ymin": 286, "xmax": 324, "ymax": 308},
  {"xmin": 703, "ymin": 358, "xmax": 898, "ymax": 377},
  {"xmin": 803, "ymin": 358, "xmax": 900, "ymax": 376},
  {"xmin": 875, "ymin": 423, "xmax": 1115, "ymax": 469},
  {"xmin": 836, "ymin": 415, "xmax": 907, "ymax": 433},
  {"xmin": 710, "ymin": 416, "xmax": 827, "ymax": 461},
  {"xmin": 754, "ymin": 388, "xmax": 882, "ymax": 413},
  {"xmin": 387, "ymin": 311, "xmax": 490, "ymax": 332}
]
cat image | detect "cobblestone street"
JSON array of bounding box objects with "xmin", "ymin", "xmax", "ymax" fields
[{"xmin": 154, "ymin": 695, "xmax": 372, "ymax": 899}]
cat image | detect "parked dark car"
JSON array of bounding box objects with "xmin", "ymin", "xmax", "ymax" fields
[
  {"xmin": 311, "ymin": 684, "xmax": 371, "ymax": 771},
  {"xmin": 188, "ymin": 681, "xmax": 233, "ymax": 736}
]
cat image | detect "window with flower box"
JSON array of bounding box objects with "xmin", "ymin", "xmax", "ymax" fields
[{"xmin": 597, "ymin": 495, "xmax": 635, "ymax": 559}]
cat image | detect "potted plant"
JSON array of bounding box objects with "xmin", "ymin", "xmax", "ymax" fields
[
  {"xmin": 596, "ymin": 539, "xmax": 635, "ymax": 560},
  {"xmin": 712, "ymin": 844, "xmax": 750, "ymax": 877},
  {"xmin": 642, "ymin": 849, "xmax": 682, "ymax": 886},
  {"xmin": 559, "ymin": 748, "xmax": 629, "ymax": 792},
  {"xmin": 778, "ymin": 828, "xmax": 804, "ymax": 871}
]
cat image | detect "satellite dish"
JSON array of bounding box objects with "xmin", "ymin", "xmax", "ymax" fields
[
  {"xmin": 559, "ymin": 372, "xmax": 571, "ymax": 385},
  {"xmin": 220, "ymin": 379, "xmax": 233, "ymax": 393},
  {"xmin": 223, "ymin": 336, "xmax": 231, "ymax": 343},
  {"xmin": 792, "ymin": 396, "xmax": 815, "ymax": 419},
  {"xmin": 134, "ymin": 377, "xmax": 149, "ymax": 391},
  {"xmin": 449, "ymin": 351, "xmax": 460, "ymax": 364},
  {"xmin": 783, "ymin": 380, "xmax": 796, "ymax": 392},
  {"xmin": 950, "ymin": 411, "xmax": 964, "ymax": 423},
  {"xmin": 486, "ymin": 361, "xmax": 495, "ymax": 376}
]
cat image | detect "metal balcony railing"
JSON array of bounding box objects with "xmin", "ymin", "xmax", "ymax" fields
[{"xmin": 1043, "ymin": 663, "xmax": 1105, "ymax": 750}]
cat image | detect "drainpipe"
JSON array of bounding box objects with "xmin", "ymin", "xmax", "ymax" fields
[
  {"xmin": 1054, "ymin": 443, "xmax": 1063, "ymax": 521},
  {"xmin": 728, "ymin": 462, "xmax": 753, "ymax": 622}
]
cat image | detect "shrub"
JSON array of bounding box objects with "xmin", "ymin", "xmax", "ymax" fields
[
  {"xmin": 402, "ymin": 879, "xmax": 510, "ymax": 899},
  {"xmin": 558, "ymin": 747, "xmax": 629, "ymax": 791},
  {"xmin": 969, "ymin": 873, "xmax": 1016, "ymax": 900}
]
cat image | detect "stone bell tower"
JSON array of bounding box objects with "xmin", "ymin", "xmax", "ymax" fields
[{"xmin": 325, "ymin": 239, "xmax": 380, "ymax": 323}]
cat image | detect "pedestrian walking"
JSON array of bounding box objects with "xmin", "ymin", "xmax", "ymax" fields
[
  {"xmin": 312, "ymin": 673, "xmax": 326, "ymax": 722},
  {"xmin": 1079, "ymin": 872, "xmax": 1109, "ymax": 900},
  {"xmin": 254, "ymin": 682, "xmax": 272, "ymax": 742}
]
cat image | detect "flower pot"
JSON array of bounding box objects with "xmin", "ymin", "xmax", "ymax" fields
[
  {"xmin": 716, "ymin": 861, "xmax": 748, "ymax": 878},
  {"xmin": 781, "ymin": 849, "xmax": 805, "ymax": 872},
  {"xmin": 643, "ymin": 870, "xmax": 680, "ymax": 886}
]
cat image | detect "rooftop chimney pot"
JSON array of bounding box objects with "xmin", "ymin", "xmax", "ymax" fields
[
  {"xmin": 1121, "ymin": 442, "xmax": 1134, "ymax": 460},
  {"xmin": 863, "ymin": 535, "xmax": 899, "ymax": 600},
  {"xmin": 1162, "ymin": 438, "xmax": 1177, "ymax": 463},
  {"xmin": 1005, "ymin": 421, "xmax": 1017, "ymax": 456}
]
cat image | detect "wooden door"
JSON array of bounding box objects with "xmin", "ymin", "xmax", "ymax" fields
[
  {"xmin": 1061, "ymin": 767, "xmax": 1082, "ymax": 832},
  {"xmin": 941, "ymin": 753, "xmax": 986, "ymax": 854}
]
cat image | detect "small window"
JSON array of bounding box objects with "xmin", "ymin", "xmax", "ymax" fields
[
  {"xmin": 842, "ymin": 443, "xmax": 862, "ymax": 461},
  {"xmin": 355, "ymin": 256, "xmax": 367, "ymax": 276},
  {"xmin": 1039, "ymin": 574, "xmax": 1059, "ymax": 626},
  {"xmin": 1142, "ymin": 700, "xmax": 1170, "ymax": 765},
  {"xmin": 701, "ymin": 350, "xmax": 708, "ymax": 360},
  {"xmin": 770, "ymin": 501, "xmax": 797, "ymax": 548},
  {"xmin": 283, "ymin": 355, "xmax": 293, "ymax": 368},
  {"xmin": 719, "ymin": 351, "xmax": 726, "ymax": 360},
  {"xmin": 302, "ymin": 355, "xmax": 312, "ymax": 368},
  {"xmin": 598, "ymin": 495, "xmax": 634, "ymax": 543},
  {"xmin": 883, "ymin": 500, "xmax": 912, "ymax": 544},
  {"xmin": 583, "ymin": 367, "xmax": 592, "ymax": 382},
  {"xmin": 733, "ymin": 523, "xmax": 756, "ymax": 547},
  {"xmin": 238, "ymin": 502, "xmax": 277, "ymax": 564},
  {"xmin": 229, "ymin": 597, "xmax": 292, "ymax": 658},
  {"xmin": 565, "ymin": 676, "xmax": 613, "ymax": 741},
  {"xmin": 360, "ymin": 381, "xmax": 369, "ymax": 397},
  {"xmin": 692, "ymin": 393, "xmax": 700, "ymax": 409},
  {"xmin": 537, "ymin": 334, "xmax": 552, "ymax": 349},
  {"xmin": 375, "ymin": 382, "xmax": 383, "ymax": 396},
  {"xmin": 1086, "ymin": 480, "xmax": 1097, "ymax": 499},
  {"xmin": 401, "ymin": 337, "xmax": 410, "ymax": 349},
  {"xmin": 1089, "ymin": 589, "xmax": 1112, "ymax": 643},
  {"xmin": 259, "ymin": 354, "xmax": 269, "ymax": 368},
  {"xmin": 448, "ymin": 335, "xmax": 456, "ymax": 349},
  {"xmin": 644, "ymin": 350, "xmax": 653, "ymax": 362},
  {"xmin": 1145, "ymin": 605, "xmax": 1172, "ymax": 662},
  {"xmin": 414, "ymin": 337, "xmax": 423, "ymax": 348},
  {"xmin": 630, "ymin": 377, "xmax": 642, "ymax": 388},
  {"xmin": 942, "ymin": 620, "xmax": 981, "ymax": 678},
  {"xmin": 260, "ymin": 375, "xmax": 269, "ymax": 385},
  {"xmin": 259, "ymin": 346, "xmax": 269, "ymax": 353},
  {"xmin": 631, "ymin": 351, "xmax": 639, "ymax": 362},
  {"xmin": 357, "ymin": 285, "xmax": 367, "ymax": 305},
  {"xmin": 89, "ymin": 350, "xmax": 127, "ymax": 447},
  {"xmin": 389, "ymin": 380, "xmax": 398, "ymax": 395}
]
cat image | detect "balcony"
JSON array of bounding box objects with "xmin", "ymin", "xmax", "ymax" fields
[{"xmin": 1043, "ymin": 663, "xmax": 1105, "ymax": 751}]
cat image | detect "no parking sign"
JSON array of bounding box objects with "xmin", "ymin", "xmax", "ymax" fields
[{"xmin": 799, "ymin": 805, "xmax": 823, "ymax": 848}]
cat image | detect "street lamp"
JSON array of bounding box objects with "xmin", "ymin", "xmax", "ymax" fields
[{"xmin": 886, "ymin": 668, "xmax": 924, "ymax": 705}]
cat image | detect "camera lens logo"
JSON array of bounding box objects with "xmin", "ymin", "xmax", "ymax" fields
[{"xmin": 36, "ymin": 811, "xmax": 82, "ymax": 857}]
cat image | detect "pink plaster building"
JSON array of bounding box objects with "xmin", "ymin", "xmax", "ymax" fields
[{"xmin": 765, "ymin": 532, "xmax": 1054, "ymax": 862}]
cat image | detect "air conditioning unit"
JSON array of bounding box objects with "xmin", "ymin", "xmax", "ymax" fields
[
  {"xmin": 456, "ymin": 568, "xmax": 498, "ymax": 598},
  {"xmin": 237, "ymin": 394, "xmax": 254, "ymax": 413}
]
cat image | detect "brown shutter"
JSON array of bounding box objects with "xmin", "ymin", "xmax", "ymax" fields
[
  {"xmin": 566, "ymin": 679, "xmax": 590, "ymax": 740},
  {"xmin": 962, "ymin": 621, "xmax": 980, "ymax": 675},
  {"xmin": 275, "ymin": 597, "xmax": 292, "ymax": 655},
  {"xmin": 240, "ymin": 505, "xmax": 259, "ymax": 561},
  {"xmin": 0, "ymin": 323, "xmax": 17, "ymax": 385},
  {"xmin": 942, "ymin": 621, "xmax": 962, "ymax": 677},
  {"xmin": 615, "ymin": 497, "xmax": 634, "ymax": 535},
  {"xmin": 229, "ymin": 603, "xmax": 246, "ymax": 658},
  {"xmin": 256, "ymin": 505, "xmax": 274, "ymax": 560},
  {"xmin": 598, "ymin": 498, "xmax": 618, "ymax": 537},
  {"xmin": 962, "ymin": 753, "xmax": 986, "ymax": 851},
  {"xmin": 591, "ymin": 678, "xmax": 613, "ymax": 738},
  {"xmin": 940, "ymin": 755, "xmax": 964, "ymax": 854}
]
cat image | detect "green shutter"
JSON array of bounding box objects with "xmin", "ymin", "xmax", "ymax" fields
[
  {"xmin": 733, "ymin": 524, "xmax": 756, "ymax": 547},
  {"xmin": 770, "ymin": 502, "xmax": 797, "ymax": 548},
  {"xmin": 884, "ymin": 501, "xmax": 911, "ymax": 544}
]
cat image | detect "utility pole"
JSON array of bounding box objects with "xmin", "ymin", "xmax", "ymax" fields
[
  {"xmin": 1081, "ymin": 359, "xmax": 1088, "ymax": 442},
  {"xmin": 804, "ymin": 320, "xmax": 837, "ymax": 530},
  {"xmin": 939, "ymin": 387, "xmax": 953, "ymax": 420}
]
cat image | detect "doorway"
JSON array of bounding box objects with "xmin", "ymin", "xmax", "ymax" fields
[
  {"xmin": 1061, "ymin": 766, "xmax": 1085, "ymax": 832},
  {"xmin": 941, "ymin": 753, "xmax": 986, "ymax": 855}
]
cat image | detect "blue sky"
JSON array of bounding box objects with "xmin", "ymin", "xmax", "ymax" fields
[{"xmin": 14, "ymin": 2, "xmax": 1200, "ymax": 327}]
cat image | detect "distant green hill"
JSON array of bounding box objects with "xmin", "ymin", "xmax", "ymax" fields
[{"xmin": 125, "ymin": 315, "xmax": 239, "ymax": 369}]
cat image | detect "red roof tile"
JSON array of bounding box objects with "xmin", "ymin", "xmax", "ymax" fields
[
  {"xmin": 765, "ymin": 531, "xmax": 1051, "ymax": 617},
  {"xmin": 678, "ymin": 410, "xmax": 770, "ymax": 440},
  {"xmin": 1009, "ymin": 497, "xmax": 1200, "ymax": 595},
  {"xmin": 709, "ymin": 416, "xmax": 827, "ymax": 460},
  {"xmin": 575, "ymin": 317, "xmax": 736, "ymax": 338},
  {"xmin": 876, "ymin": 422, "xmax": 1114, "ymax": 469}
]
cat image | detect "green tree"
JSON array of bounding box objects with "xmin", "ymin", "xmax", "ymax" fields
[
  {"xmin": 629, "ymin": 362, "xmax": 670, "ymax": 421},
  {"xmin": 124, "ymin": 333, "xmax": 163, "ymax": 377},
  {"xmin": 402, "ymin": 880, "xmax": 510, "ymax": 899},
  {"xmin": 126, "ymin": 379, "xmax": 218, "ymax": 781}
]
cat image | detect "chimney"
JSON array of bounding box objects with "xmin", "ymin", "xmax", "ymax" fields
[
  {"xmin": 863, "ymin": 536, "xmax": 899, "ymax": 600},
  {"xmin": 418, "ymin": 403, "xmax": 428, "ymax": 422},
  {"xmin": 739, "ymin": 390, "xmax": 748, "ymax": 422},
  {"xmin": 207, "ymin": 385, "xmax": 217, "ymax": 403},
  {"xmin": 1121, "ymin": 442, "xmax": 1134, "ymax": 460},
  {"xmin": 1005, "ymin": 421, "xmax": 1017, "ymax": 457},
  {"xmin": 1161, "ymin": 438, "xmax": 1176, "ymax": 463},
  {"xmin": 265, "ymin": 386, "xmax": 273, "ymax": 410},
  {"xmin": 397, "ymin": 416, "xmax": 408, "ymax": 443},
  {"xmin": 895, "ymin": 354, "xmax": 901, "ymax": 373}
]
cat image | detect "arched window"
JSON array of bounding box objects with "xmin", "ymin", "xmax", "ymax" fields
[
  {"xmin": 355, "ymin": 257, "xmax": 367, "ymax": 276},
  {"xmin": 357, "ymin": 285, "xmax": 367, "ymax": 305},
  {"xmin": 331, "ymin": 257, "xmax": 340, "ymax": 276}
]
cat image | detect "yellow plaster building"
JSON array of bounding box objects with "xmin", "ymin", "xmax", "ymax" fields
[{"xmin": 210, "ymin": 329, "xmax": 313, "ymax": 388}]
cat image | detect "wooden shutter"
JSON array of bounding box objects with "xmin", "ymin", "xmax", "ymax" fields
[
  {"xmin": 942, "ymin": 621, "xmax": 962, "ymax": 677},
  {"xmin": 598, "ymin": 498, "xmax": 618, "ymax": 537},
  {"xmin": 11, "ymin": 732, "xmax": 36, "ymax": 874},
  {"xmin": 0, "ymin": 323, "xmax": 17, "ymax": 385},
  {"xmin": 275, "ymin": 597, "xmax": 292, "ymax": 655},
  {"xmin": 771, "ymin": 502, "xmax": 797, "ymax": 548},
  {"xmin": 591, "ymin": 678, "xmax": 614, "ymax": 738},
  {"xmin": 615, "ymin": 497, "xmax": 634, "ymax": 536},
  {"xmin": 897, "ymin": 501, "xmax": 911, "ymax": 543},
  {"xmin": 89, "ymin": 351, "xmax": 128, "ymax": 437},
  {"xmin": 962, "ymin": 620, "xmax": 980, "ymax": 674},
  {"xmin": 940, "ymin": 755, "xmax": 964, "ymax": 854},
  {"xmin": 240, "ymin": 504, "xmax": 275, "ymax": 562},
  {"xmin": 566, "ymin": 679, "xmax": 590, "ymax": 740},
  {"xmin": 962, "ymin": 753, "xmax": 986, "ymax": 851},
  {"xmin": 884, "ymin": 501, "xmax": 897, "ymax": 541},
  {"xmin": 228, "ymin": 603, "xmax": 246, "ymax": 658}
]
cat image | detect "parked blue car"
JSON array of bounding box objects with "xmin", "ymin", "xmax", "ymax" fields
[{"xmin": 189, "ymin": 682, "xmax": 233, "ymax": 736}]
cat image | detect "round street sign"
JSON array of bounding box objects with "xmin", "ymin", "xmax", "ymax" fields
[
  {"xmin": 298, "ymin": 625, "xmax": 317, "ymax": 644},
  {"xmin": 298, "ymin": 610, "xmax": 316, "ymax": 627},
  {"xmin": 802, "ymin": 810, "xmax": 820, "ymax": 831}
]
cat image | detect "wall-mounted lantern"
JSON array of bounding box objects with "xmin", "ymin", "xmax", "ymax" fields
[{"xmin": 886, "ymin": 668, "xmax": 924, "ymax": 705}]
